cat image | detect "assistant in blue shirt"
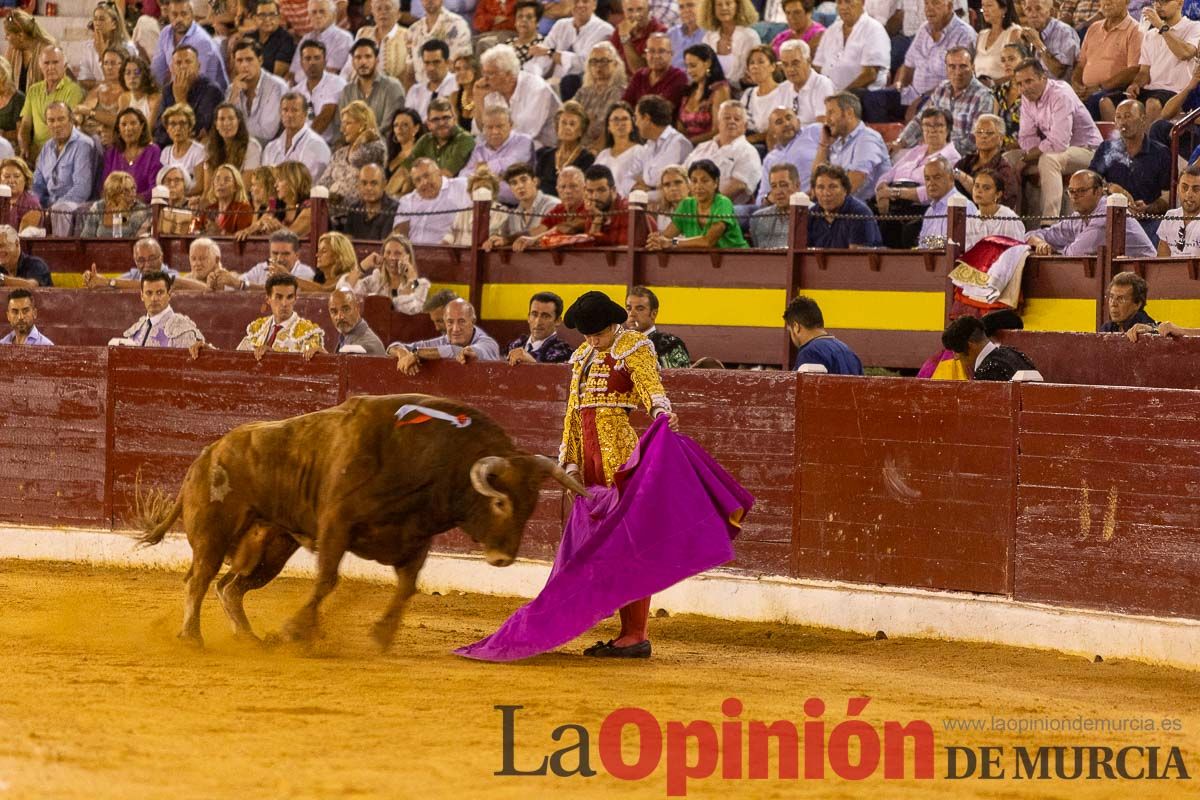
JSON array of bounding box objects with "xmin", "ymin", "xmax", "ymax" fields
[
  {"xmin": 783, "ymin": 294, "xmax": 865, "ymax": 375},
  {"xmin": 793, "ymin": 335, "xmax": 864, "ymax": 375}
]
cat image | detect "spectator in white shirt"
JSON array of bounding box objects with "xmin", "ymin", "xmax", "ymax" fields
[
  {"xmin": 406, "ymin": 40, "xmax": 459, "ymax": 118},
  {"xmin": 699, "ymin": 0, "xmax": 762, "ymax": 87},
  {"xmin": 1157, "ymin": 165, "xmax": 1200, "ymax": 256},
  {"xmin": 780, "ymin": 38, "xmax": 834, "ymax": 123},
  {"xmin": 1105, "ymin": 0, "xmax": 1200, "ymax": 123},
  {"xmin": 966, "ymin": 166, "xmax": 1025, "ymax": 243},
  {"xmin": 289, "ymin": 0, "xmax": 354, "ymax": 84},
  {"xmin": 530, "ymin": 0, "xmax": 615, "ymax": 84},
  {"xmin": 407, "ymin": 0, "xmax": 474, "ymax": 85},
  {"xmin": 228, "ymin": 39, "xmax": 287, "ymax": 145},
  {"xmin": 629, "ymin": 94, "xmax": 694, "ymax": 196},
  {"xmin": 812, "ymin": 0, "xmax": 891, "ymax": 91},
  {"xmin": 683, "ymin": 100, "xmax": 761, "ymax": 203},
  {"xmin": 474, "ymin": 44, "xmax": 563, "ymax": 149},
  {"xmin": 393, "ymin": 157, "xmax": 472, "ymax": 244},
  {"xmin": 262, "ymin": 92, "xmax": 332, "ymax": 180},
  {"xmin": 294, "ymin": 40, "xmax": 347, "ymax": 145}
]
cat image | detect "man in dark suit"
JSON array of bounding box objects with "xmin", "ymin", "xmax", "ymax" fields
[
  {"xmin": 507, "ymin": 291, "xmax": 574, "ymax": 364},
  {"xmin": 625, "ymin": 285, "xmax": 691, "ymax": 368},
  {"xmin": 942, "ymin": 315, "xmax": 1037, "ymax": 381}
]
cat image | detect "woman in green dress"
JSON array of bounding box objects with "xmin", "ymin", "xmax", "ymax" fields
[{"xmin": 645, "ymin": 159, "xmax": 748, "ymax": 250}]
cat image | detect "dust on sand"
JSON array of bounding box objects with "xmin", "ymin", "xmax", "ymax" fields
[{"xmin": 0, "ymin": 561, "xmax": 1196, "ymax": 800}]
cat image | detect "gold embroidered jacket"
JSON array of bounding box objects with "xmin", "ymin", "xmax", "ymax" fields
[{"xmin": 558, "ymin": 329, "xmax": 672, "ymax": 486}]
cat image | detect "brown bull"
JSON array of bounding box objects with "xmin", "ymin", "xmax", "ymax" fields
[{"xmin": 133, "ymin": 394, "xmax": 586, "ymax": 649}]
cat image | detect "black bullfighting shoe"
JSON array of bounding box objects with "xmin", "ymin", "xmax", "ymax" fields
[
  {"xmin": 593, "ymin": 640, "xmax": 651, "ymax": 659},
  {"xmin": 583, "ymin": 639, "xmax": 615, "ymax": 656}
]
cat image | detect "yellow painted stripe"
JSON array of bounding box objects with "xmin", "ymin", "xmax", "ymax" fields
[
  {"xmin": 482, "ymin": 283, "xmax": 626, "ymax": 321},
  {"xmin": 798, "ymin": 290, "xmax": 946, "ymax": 331},
  {"xmin": 1149, "ymin": 299, "xmax": 1200, "ymax": 327},
  {"xmin": 1022, "ymin": 299, "xmax": 1097, "ymax": 332},
  {"xmin": 479, "ymin": 283, "xmax": 946, "ymax": 330},
  {"xmin": 430, "ymin": 282, "xmax": 470, "ymax": 302},
  {"xmin": 650, "ymin": 287, "xmax": 788, "ymax": 327}
]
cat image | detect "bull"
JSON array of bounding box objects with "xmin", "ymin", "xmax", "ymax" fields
[{"xmin": 133, "ymin": 394, "xmax": 586, "ymax": 649}]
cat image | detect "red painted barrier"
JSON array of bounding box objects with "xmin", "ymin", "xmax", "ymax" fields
[
  {"xmin": 794, "ymin": 376, "xmax": 1015, "ymax": 594},
  {"xmin": 1, "ymin": 348, "xmax": 1197, "ymax": 624},
  {"xmin": 1014, "ymin": 382, "xmax": 1200, "ymax": 618},
  {"xmin": 0, "ymin": 346, "xmax": 108, "ymax": 527},
  {"xmin": 997, "ymin": 330, "xmax": 1200, "ymax": 390}
]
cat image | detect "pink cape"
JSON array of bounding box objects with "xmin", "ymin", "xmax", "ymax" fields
[{"xmin": 455, "ymin": 416, "xmax": 753, "ymax": 661}]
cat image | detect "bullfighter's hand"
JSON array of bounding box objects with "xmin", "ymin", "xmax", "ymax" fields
[
  {"xmin": 563, "ymin": 464, "xmax": 584, "ymax": 497},
  {"xmin": 395, "ymin": 349, "xmax": 420, "ymax": 374},
  {"xmin": 187, "ymin": 341, "xmax": 206, "ymax": 360},
  {"xmin": 83, "ymin": 263, "xmax": 99, "ymax": 289},
  {"xmin": 664, "ymin": 411, "xmax": 679, "ymax": 431},
  {"xmin": 508, "ymin": 347, "xmax": 534, "ymax": 365},
  {"xmin": 254, "ymin": 343, "xmax": 269, "ymax": 362},
  {"xmin": 457, "ymin": 346, "xmax": 477, "ymax": 364},
  {"xmin": 302, "ymin": 344, "xmax": 319, "ymax": 362}
]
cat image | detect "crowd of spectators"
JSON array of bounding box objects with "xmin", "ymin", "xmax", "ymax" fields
[{"xmin": 4, "ymin": 0, "xmax": 1200, "ymax": 372}]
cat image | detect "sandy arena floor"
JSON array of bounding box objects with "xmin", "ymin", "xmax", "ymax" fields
[{"xmin": 0, "ymin": 560, "xmax": 1197, "ymax": 799}]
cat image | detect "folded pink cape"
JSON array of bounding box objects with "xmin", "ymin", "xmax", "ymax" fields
[{"xmin": 456, "ymin": 416, "xmax": 753, "ymax": 662}]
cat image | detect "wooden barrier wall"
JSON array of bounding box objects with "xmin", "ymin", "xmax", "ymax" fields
[
  {"xmin": 997, "ymin": 331, "xmax": 1200, "ymax": 390},
  {"xmin": 1, "ymin": 347, "xmax": 1197, "ymax": 622}
]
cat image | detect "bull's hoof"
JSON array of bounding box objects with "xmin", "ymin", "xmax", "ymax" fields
[
  {"xmin": 279, "ymin": 617, "xmax": 318, "ymax": 644},
  {"xmin": 370, "ymin": 619, "xmax": 398, "ymax": 653},
  {"xmin": 231, "ymin": 629, "xmax": 263, "ymax": 647},
  {"xmin": 177, "ymin": 630, "xmax": 204, "ymax": 648}
]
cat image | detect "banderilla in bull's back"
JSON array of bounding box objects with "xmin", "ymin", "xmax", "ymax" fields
[{"xmin": 129, "ymin": 393, "xmax": 587, "ymax": 650}]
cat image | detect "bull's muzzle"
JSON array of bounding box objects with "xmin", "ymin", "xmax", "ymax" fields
[{"xmin": 484, "ymin": 548, "xmax": 515, "ymax": 567}]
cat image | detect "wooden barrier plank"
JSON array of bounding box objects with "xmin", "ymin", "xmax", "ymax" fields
[
  {"xmin": 106, "ymin": 348, "xmax": 342, "ymax": 527},
  {"xmin": 0, "ymin": 346, "xmax": 108, "ymax": 527},
  {"xmin": 794, "ymin": 375, "xmax": 1014, "ymax": 594},
  {"xmin": 997, "ymin": 331, "xmax": 1200, "ymax": 390},
  {"xmin": 1014, "ymin": 383, "xmax": 1200, "ymax": 618}
]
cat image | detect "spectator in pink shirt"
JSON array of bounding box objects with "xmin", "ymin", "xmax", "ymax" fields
[{"xmin": 1005, "ymin": 57, "xmax": 1101, "ymax": 224}]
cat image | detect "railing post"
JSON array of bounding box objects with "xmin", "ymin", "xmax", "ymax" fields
[
  {"xmin": 309, "ymin": 187, "xmax": 330, "ymax": 267},
  {"xmin": 0, "ymin": 183, "xmax": 11, "ymax": 230},
  {"xmin": 150, "ymin": 185, "xmax": 167, "ymax": 239},
  {"xmin": 944, "ymin": 194, "xmax": 968, "ymax": 325},
  {"xmin": 627, "ymin": 189, "xmax": 649, "ymax": 289},
  {"xmin": 1105, "ymin": 193, "xmax": 1128, "ymax": 268},
  {"xmin": 468, "ymin": 186, "xmax": 492, "ymax": 310},
  {"xmin": 784, "ymin": 191, "xmax": 811, "ymax": 370}
]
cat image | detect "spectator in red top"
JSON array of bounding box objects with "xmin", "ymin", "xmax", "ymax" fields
[
  {"xmin": 513, "ymin": 165, "xmax": 590, "ymax": 250},
  {"xmin": 475, "ymin": 0, "xmax": 518, "ymax": 34},
  {"xmin": 612, "ymin": 0, "xmax": 668, "ymax": 73},
  {"xmin": 582, "ymin": 163, "xmax": 657, "ymax": 246},
  {"xmin": 623, "ymin": 32, "xmax": 690, "ymax": 113}
]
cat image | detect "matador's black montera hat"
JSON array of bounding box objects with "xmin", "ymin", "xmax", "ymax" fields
[{"xmin": 564, "ymin": 291, "xmax": 627, "ymax": 335}]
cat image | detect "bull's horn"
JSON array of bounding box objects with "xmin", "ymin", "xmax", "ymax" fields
[
  {"xmin": 470, "ymin": 456, "xmax": 510, "ymax": 500},
  {"xmin": 531, "ymin": 455, "xmax": 592, "ymax": 499}
]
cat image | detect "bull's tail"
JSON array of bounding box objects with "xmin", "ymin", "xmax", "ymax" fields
[{"xmin": 129, "ymin": 472, "xmax": 184, "ymax": 547}]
